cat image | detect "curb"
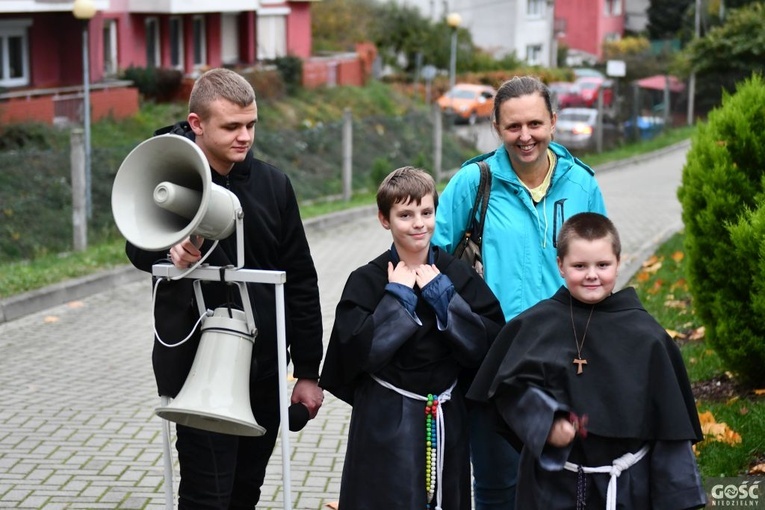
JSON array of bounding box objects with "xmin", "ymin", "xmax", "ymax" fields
[{"xmin": 0, "ymin": 142, "xmax": 691, "ymax": 325}]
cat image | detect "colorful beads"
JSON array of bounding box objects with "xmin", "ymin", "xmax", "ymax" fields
[{"xmin": 425, "ymin": 393, "xmax": 439, "ymax": 504}]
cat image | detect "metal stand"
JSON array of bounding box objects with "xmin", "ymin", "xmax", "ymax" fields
[{"xmin": 153, "ymin": 214, "xmax": 293, "ymax": 509}]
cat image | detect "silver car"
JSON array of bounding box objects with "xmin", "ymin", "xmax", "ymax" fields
[{"xmin": 554, "ymin": 107, "xmax": 619, "ymax": 153}]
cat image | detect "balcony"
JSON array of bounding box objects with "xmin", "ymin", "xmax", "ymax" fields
[
  {"xmin": 0, "ymin": 0, "xmax": 109, "ymax": 14},
  {"xmin": 127, "ymin": 0, "xmax": 258, "ymax": 13}
]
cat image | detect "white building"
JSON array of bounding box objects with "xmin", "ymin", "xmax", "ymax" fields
[{"xmin": 392, "ymin": 0, "xmax": 557, "ymax": 67}]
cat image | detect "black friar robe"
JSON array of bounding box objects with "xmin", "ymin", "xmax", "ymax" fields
[
  {"xmin": 467, "ymin": 286, "xmax": 707, "ymax": 510},
  {"xmin": 320, "ymin": 247, "xmax": 505, "ymax": 510}
]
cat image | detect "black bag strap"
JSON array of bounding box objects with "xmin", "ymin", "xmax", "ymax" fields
[{"xmin": 473, "ymin": 161, "xmax": 492, "ymax": 244}]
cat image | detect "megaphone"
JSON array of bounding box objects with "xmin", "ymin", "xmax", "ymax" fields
[
  {"xmin": 111, "ymin": 134, "xmax": 241, "ymax": 251},
  {"xmin": 155, "ymin": 307, "xmax": 266, "ymax": 436}
]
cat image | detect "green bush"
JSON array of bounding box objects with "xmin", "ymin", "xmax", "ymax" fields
[
  {"xmin": 677, "ymin": 73, "xmax": 765, "ymax": 386},
  {"xmin": 121, "ymin": 66, "xmax": 183, "ymax": 101},
  {"xmin": 271, "ymin": 56, "xmax": 303, "ymax": 95}
]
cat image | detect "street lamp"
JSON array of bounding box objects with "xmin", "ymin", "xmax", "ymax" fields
[
  {"xmin": 73, "ymin": 0, "xmax": 96, "ymax": 218},
  {"xmin": 446, "ymin": 12, "xmax": 461, "ymax": 92}
]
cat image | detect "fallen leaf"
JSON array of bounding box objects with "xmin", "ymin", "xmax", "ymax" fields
[
  {"xmin": 698, "ymin": 410, "xmax": 742, "ymax": 445},
  {"xmin": 642, "ymin": 255, "xmax": 660, "ymax": 267},
  {"xmin": 739, "ymin": 406, "xmax": 749, "ymax": 415},
  {"xmin": 666, "ymin": 329, "xmax": 686, "ymax": 340},
  {"xmin": 749, "ymin": 463, "xmax": 765, "ymax": 475},
  {"xmin": 67, "ymin": 301, "xmax": 85, "ymax": 308},
  {"xmin": 664, "ymin": 299, "xmax": 687, "ymax": 309},
  {"xmin": 636, "ymin": 271, "xmax": 650, "ymax": 283},
  {"xmin": 43, "ymin": 316, "xmax": 59, "ymax": 323},
  {"xmin": 648, "ymin": 279, "xmax": 664, "ymax": 295},
  {"xmin": 688, "ymin": 327, "xmax": 705, "ymax": 341},
  {"xmin": 671, "ymin": 278, "xmax": 688, "ymax": 291},
  {"xmin": 643, "ymin": 261, "xmax": 663, "ymax": 274},
  {"xmin": 671, "ymin": 251, "xmax": 684, "ymax": 263},
  {"xmin": 754, "ymin": 388, "xmax": 765, "ymax": 396}
]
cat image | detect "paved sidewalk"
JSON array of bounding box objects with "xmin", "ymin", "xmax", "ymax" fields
[{"xmin": 0, "ymin": 141, "xmax": 689, "ymax": 509}]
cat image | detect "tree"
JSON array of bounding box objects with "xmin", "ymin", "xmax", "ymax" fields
[
  {"xmin": 647, "ymin": 0, "xmax": 693, "ymax": 39},
  {"xmin": 677, "ymin": 74, "xmax": 765, "ymax": 386},
  {"xmin": 311, "ymin": 0, "xmax": 379, "ymax": 53},
  {"xmin": 677, "ymin": 2, "xmax": 765, "ymax": 112}
]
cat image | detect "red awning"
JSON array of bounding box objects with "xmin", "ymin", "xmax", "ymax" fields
[{"xmin": 636, "ymin": 75, "xmax": 686, "ymax": 93}]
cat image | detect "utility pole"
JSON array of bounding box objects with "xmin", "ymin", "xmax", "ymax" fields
[{"xmin": 687, "ymin": 0, "xmax": 701, "ymax": 126}]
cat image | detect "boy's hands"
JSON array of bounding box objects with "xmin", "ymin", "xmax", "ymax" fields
[
  {"xmin": 387, "ymin": 262, "xmax": 441, "ymax": 289},
  {"xmin": 169, "ymin": 235, "xmax": 204, "ymax": 269},
  {"xmin": 414, "ymin": 264, "xmax": 440, "ymax": 289},
  {"xmin": 547, "ymin": 416, "xmax": 576, "ymax": 447}
]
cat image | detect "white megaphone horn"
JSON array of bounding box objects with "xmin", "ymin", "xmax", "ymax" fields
[
  {"xmin": 111, "ymin": 134, "xmax": 241, "ymax": 252},
  {"xmin": 111, "ymin": 133, "xmax": 266, "ymax": 437}
]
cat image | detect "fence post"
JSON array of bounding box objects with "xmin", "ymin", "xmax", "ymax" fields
[
  {"xmin": 70, "ymin": 128, "xmax": 88, "ymax": 251},
  {"xmin": 433, "ymin": 104, "xmax": 443, "ymax": 183},
  {"xmin": 342, "ymin": 108, "xmax": 353, "ymax": 201}
]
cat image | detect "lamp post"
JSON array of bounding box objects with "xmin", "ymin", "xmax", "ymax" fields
[
  {"xmin": 73, "ymin": 0, "xmax": 96, "ymax": 218},
  {"xmin": 446, "ymin": 12, "xmax": 461, "ymax": 92}
]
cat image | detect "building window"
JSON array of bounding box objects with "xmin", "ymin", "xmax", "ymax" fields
[
  {"xmin": 145, "ymin": 17, "xmax": 160, "ymax": 68},
  {"xmin": 192, "ymin": 16, "xmax": 207, "ymax": 68},
  {"xmin": 103, "ymin": 19, "xmax": 118, "ymax": 77},
  {"xmin": 257, "ymin": 14, "xmax": 286, "ymax": 60},
  {"xmin": 526, "ymin": 44, "xmax": 543, "ymax": 65},
  {"xmin": 220, "ymin": 13, "xmax": 240, "ymax": 65},
  {"xmin": 0, "ymin": 20, "xmax": 31, "ymax": 87},
  {"xmin": 605, "ymin": 0, "xmax": 622, "ymax": 16},
  {"xmin": 527, "ymin": 0, "xmax": 545, "ymax": 18},
  {"xmin": 604, "ymin": 32, "xmax": 621, "ymax": 42},
  {"xmin": 169, "ymin": 17, "xmax": 184, "ymax": 70}
]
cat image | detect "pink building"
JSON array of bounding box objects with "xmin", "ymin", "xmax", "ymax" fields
[
  {"xmin": 0, "ymin": 0, "xmax": 318, "ymax": 124},
  {"xmin": 555, "ymin": 0, "xmax": 625, "ymax": 61}
]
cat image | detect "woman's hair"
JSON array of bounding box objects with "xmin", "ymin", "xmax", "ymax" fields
[
  {"xmin": 376, "ymin": 166, "xmax": 438, "ymax": 219},
  {"xmin": 492, "ymin": 75, "xmax": 554, "ymax": 123},
  {"xmin": 188, "ymin": 68, "xmax": 256, "ymax": 120},
  {"xmin": 556, "ymin": 212, "xmax": 621, "ymax": 261}
]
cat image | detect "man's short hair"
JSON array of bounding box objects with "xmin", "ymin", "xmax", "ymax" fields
[
  {"xmin": 376, "ymin": 166, "xmax": 438, "ymax": 219},
  {"xmin": 189, "ymin": 68, "xmax": 256, "ymax": 120},
  {"xmin": 557, "ymin": 212, "xmax": 621, "ymax": 261}
]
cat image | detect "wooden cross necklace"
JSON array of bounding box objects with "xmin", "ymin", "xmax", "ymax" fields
[{"xmin": 570, "ymin": 295, "xmax": 595, "ymax": 375}]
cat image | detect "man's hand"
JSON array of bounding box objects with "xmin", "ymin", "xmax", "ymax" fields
[
  {"xmin": 291, "ymin": 378, "xmax": 324, "ymax": 419},
  {"xmin": 169, "ymin": 235, "xmax": 203, "ymax": 269}
]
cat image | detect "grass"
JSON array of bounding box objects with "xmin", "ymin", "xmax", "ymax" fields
[
  {"xmin": 0, "ymin": 121, "xmax": 696, "ymax": 300},
  {"xmin": 628, "ymin": 232, "xmax": 765, "ymax": 478}
]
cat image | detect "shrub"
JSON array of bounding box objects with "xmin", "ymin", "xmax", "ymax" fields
[
  {"xmin": 121, "ymin": 66, "xmax": 183, "ymax": 102},
  {"xmin": 677, "ymin": 73, "xmax": 765, "ymax": 385},
  {"xmin": 271, "ymin": 56, "xmax": 303, "ymax": 95}
]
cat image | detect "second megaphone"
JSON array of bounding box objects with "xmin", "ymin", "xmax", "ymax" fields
[{"xmin": 111, "ymin": 134, "xmax": 241, "ymax": 251}]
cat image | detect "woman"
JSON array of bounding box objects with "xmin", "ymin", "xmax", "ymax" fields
[{"xmin": 433, "ymin": 76, "xmax": 607, "ymax": 509}]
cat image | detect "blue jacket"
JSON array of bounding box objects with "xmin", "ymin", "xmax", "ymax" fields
[{"xmin": 433, "ymin": 142, "xmax": 607, "ymax": 321}]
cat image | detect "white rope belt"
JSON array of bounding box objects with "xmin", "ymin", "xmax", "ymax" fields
[
  {"xmin": 563, "ymin": 444, "xmax": 650, "ymax": 510},
  {"xmin": 370, "ymin": 374, "xmax": 456, "ymax": 510}
]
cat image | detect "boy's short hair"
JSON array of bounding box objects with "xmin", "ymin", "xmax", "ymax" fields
[
  {"xmin": 376, "ymin": 166, "xmax": 438, "ymax": 219},
  {"xmin": 189, "ymin": 68, "xmax": 256, "ymax": 120},
  {"xmin": 557, "ymin": 212, "xmax": 621, "ymax": 261}
]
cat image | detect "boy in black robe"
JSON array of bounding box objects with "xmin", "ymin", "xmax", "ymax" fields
[
  {"xmin": 468, "ymin": 212, "xmax": 706, "ymax": 509},
  {"xmin": 319, "ymin": 166, "xmax": 505, "ymax": 510}
]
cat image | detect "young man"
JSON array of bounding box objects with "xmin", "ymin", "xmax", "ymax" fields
[
  {"xmin": 125, "ymin": 68, "xmax": 324, "ymax": 509},
  {"xmin": 468, "ymin": 212, "xmax": 706, "ymax": 509},
  {"xmin": 319, "ymin": 167, "xmax": 505, "ymax": 509}
]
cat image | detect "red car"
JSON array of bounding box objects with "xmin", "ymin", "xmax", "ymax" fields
[
  {"xmin": 575, "ymin": 77, "xmax": 613, "ymax": 108},
  {"xmin": 549, "ymin": 82, "xmax": 586, "ymax": 110}
]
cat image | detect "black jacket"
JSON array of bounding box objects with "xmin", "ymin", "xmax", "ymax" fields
[{"xmin": 125, "ymin": 122, "xmax": 323, "ymax": 396}]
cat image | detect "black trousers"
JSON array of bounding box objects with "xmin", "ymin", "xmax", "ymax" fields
[{"xmin": 175, "ymin": 374, "xmax": 281, "ymax": 510}]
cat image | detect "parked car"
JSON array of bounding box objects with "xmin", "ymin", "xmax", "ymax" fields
[
  {"xmin": 554, "ymin": 108, "xmax": 620, "ymax": 153},
  {"xmin": 437, "ymin": 84, "xmax": 497, "ymax": 125},
  {"xmin": 549, "ymin": 82, "xmax": 586, "ymax": 110},
  {"xmin": 574, "ymin": 77, "xmax": 613, "ymax": 108}
]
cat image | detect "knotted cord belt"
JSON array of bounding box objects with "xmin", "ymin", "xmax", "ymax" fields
[
  {"xmin": 563, "ymin": 444, "xmax": 650, "ymax": 510},
  {"xmin": 370, "ymin": 374, "xmax": 457, "ymax": 510}
]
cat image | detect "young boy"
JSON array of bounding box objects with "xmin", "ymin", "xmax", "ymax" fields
[
  {"xmin": 467, "ymin": 212, "xmax": 707, "ymax": 509},
  {"xmin": 319, "ymin": 166, "xmax": 505, "ymax": 510}
]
